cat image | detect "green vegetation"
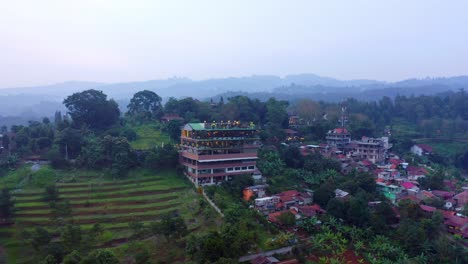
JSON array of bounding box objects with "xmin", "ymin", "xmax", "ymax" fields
[
  {"xmin": 130, "ymin": 124, "xmax": 172, "ymax": 150},
  {"xmin": 0, "ymin": 168, "xmax": 221, "ymax": 263}
]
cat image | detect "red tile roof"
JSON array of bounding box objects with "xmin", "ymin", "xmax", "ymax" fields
[
  {"xmin": 432, "ymin": 190, "xmax": 455, "ymax": 199},
  {"xmin": 298, "ymin": 204, "xmax": 326, "ymax": 217},
  {"xmin": 268, "ymin": 209, "xmax": 298, "ymax": 224},
  {"xmin": 401, "ymin": 182, "xmax": 416, "ymax": 189},
  {"xmin": 421, "ymin": 190, "xmax": 435, "ymax": 198},
  {"xmin": 333, "ymin": 128, "xmax": 349, "ymax": 134},
  {"xmin": 417, "ymin": 144, "xmax": 433, "ymax": 153},
  {"xmin": 407, "ymin": 166, "xmax": 428, "ymax": 176},
  {"xmin": 389, "ymin": 158, "xmax": 402, "ymax": 165},
  {"xmin": 420, "ymin": 205, "xmax": 437, "ymax": 212},
  {"xmin": 444, "ymin": 215, "xmax": 468, "ymax": 228},
  {"xmin": 453, "ymin": 191, "xmax": 468, "ymax": 206},
  {"xmin": 441, "ymin": 210, "xmax": 455, "ymax": 219}
]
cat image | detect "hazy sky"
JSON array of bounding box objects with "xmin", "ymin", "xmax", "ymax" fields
[{"xmin": 1, "ymin": 0, "xmax": 467, "ymax": 88}]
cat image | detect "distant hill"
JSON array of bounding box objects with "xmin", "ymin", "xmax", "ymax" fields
[{"xmin": 1, "ymin": 74, "xmax": 467, "ymax": 126}]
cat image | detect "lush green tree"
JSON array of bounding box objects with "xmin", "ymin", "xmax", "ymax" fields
[
  {"xmin": 127, "ymin": 90, "xmax": 163, "ymax": 120},
  {"xmin": 256, "ymin": 150, "xmax": 284, "ymax": 177},
  {"xmin": 346, "ymin": 196, "xmax": 370, "ymax": 227},
  {"xmin": 326, "ymin": 198, "xmax": 347, "ymax": 220},
  {"xmin": 31, "ymin": 227, "xmax": 52, "ymax": 251},
  {"xmin": 63, "ymin": 89, "xmax": 120, "ymax": 129},
  {"xmin": 41, "ymin": 255, "xmax": 57, "ymax": 264},
  {"xmin": 277, "ymin": 211, "xmax": 296, "ymax": 226},
  {"xmin": 63, "ymin": 250, "xmax": 81, "ymax": 264},
  {"xmin": 50, "ymin": 200, "xmax": 72, "ymax": 220},
  {"xmin": 76, "ymin": 136, "xmax": 103, "ymax": 169},
  {"xmin": 164, "ymin": 119, "xmax": 182, "ymax": 141},
  {"xmin": 128, "ymin": 221, "xmax": 145, "ymax": 238},
  {"xmin": 280, "ymin": 146, "xmax": 304, "ymax": 168},
  {"xmin": 221, "ymin": 174, "xmax": 254, "ymax": 198},
  {"xmin": 102, "ymin": 135, "xmax": 136, "ymax": 177},
  {"xmin": 43, "ymin": 185, "xmax": 59, "ymax": 202},
  {"xmin": 47, "ymin": 147, "xmax": 69, "ymax": 169},
  {"xmin": 81, "ymin": 249, "xmax": 119, "ymax": 264},
  {"xmin": 0, "ymin": 188, "xmax": 14, "ymax": 219},
  {"xmin": 151, "ymin": 212, "xmax": 188, "ymax": 240},
  {"xmin": 55, "ymin": 127, "xmax": 83, "ymax": 159},
  {"xmin": 144, "ymin": 143, "xmax": 178, "ymax": 170},
  {"xmin": 314, "ymin": 179, "xmax": 336, "ymax": 207},
  {"xmin": 0, "ymin": 154, "xmax": 18, "ymax": 170},
  {"xmin": 61, "ymin": 225, "xmax": 82, "ymax": 252}
]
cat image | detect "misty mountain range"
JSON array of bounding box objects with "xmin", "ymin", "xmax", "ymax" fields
[{"xmin": 1, "ymin": 74, "xmax": 468, "ymax": 127}]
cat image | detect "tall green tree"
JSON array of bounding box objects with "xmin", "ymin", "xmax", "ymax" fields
[
  {"xmin": 0, "ymin": 188, "xmax": 14, "ymax": 219},
  {"xmin": 127, "ymin": 90, "xmax": 163, "ymax": 120},
  {"xmin": 63, "ymin": 89, "xmax": 120, "ymax": 129}
]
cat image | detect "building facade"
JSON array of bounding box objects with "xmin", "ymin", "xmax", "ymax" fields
[
  {"xmin": 179, "ymin": 122, "xmax": 260, "ymax": 185},
  {"xmin": 348, "ymin": 137, "xmax": 390, "ymax": 164},
  {"xmin": 326, "ymin": 128, "xmax": 351, "ymax": 150}
]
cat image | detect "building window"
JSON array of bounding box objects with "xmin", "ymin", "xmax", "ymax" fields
[
  {"xmin": 213, "ymin": 168, "xmax": 225, "ymax": 174},
  {"xmin": 227, "ymin": 168, "xmax": 234, "ymax": 171},
  {"xmin": 248, "ymin": 166, "xmax": 255, "ymax": 170},
  {"xmin": 242, "ymin": 166, "xmax": 247, "ymax": 170},
  {"xmin": 235, "ymin": 167, "xmax": 241, "ymax": 171}
]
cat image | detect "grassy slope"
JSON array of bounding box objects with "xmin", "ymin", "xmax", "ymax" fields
[
  {"xmin": 0, "ymin": 166, "xmax": 221, "ymax": 263},
  {"xmin": 129, "ymin": 124, "xmax": 172, "ymax": 150}
]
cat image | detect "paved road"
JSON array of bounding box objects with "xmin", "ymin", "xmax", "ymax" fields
[{"xmin": 238, "ymin": 246, "xmax": 293, "ymax": 262}]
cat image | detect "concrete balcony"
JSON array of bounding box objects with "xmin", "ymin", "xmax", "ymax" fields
[{"xmin": 180, "ymin": 151, "xmax": 258, "ymax": 162}]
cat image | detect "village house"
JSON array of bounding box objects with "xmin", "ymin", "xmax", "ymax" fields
[
  {"xmin": 160, "ymin": 113, "xmax": 184, "ymax": 123},
  {"xmin": 406, "ymin": 166, "xmax": 428, "ymax": 181},
  {"xmin": 453, "ymin": 190, "xmax": 468, "ymax": 211},
  {"xmin": 254, "ymin": 190, "xmax": 313, "ymax": 214},
  {"xmin": 376, "ymin": 182, "xmax": 402, "ymax": 203},
  {"xmin": 243, "ymin": 185, "xmax": 268, "ymax": 200},
  {"xmin": 444, "ymin": 215, "xmax": 468, "ymax": 239},
  {"xmin": 410, "ymin": 144, "xmax": 433, "ymax": 156}
]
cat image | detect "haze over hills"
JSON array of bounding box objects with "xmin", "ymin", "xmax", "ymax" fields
[{"xmin": 1, "ymin": 74, "xmax": 468, "ymax": 127}]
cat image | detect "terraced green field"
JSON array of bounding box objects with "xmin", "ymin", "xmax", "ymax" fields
[{"xmin": 0, "ymin": 168, "xmax": 220, "ymax": 263}]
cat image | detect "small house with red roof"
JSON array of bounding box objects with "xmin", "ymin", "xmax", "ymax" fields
[
  {"xmin": 444, "ymin": 215, "xmax": 468, "ymax": 238},
  {"xmin": 407, "ymin": 166, "xmax": 428, "ymax": 180},
  {"xmin": 160, "ymin": 113, "xmax": 184, "ymax": 123},
  {"xmin": 420, "ymin": 204, "xmax": 437, "ymax": 216},
  {"xmin": 297, "ymin": 204, "xmax": 326, "ymax": 218},
  {"xmin": 453, "ymin": 190, "xmax": 468, "ymax": 209},
  {"xmin": 432, "ymin": 190, "xmax": 455, "ymax": 200},
  {"xmin": 401, "ymin": 181, "xmax": 419, "ymax": 192},
  {"xmin": 268, "ymin": 208, "xmax": 299, "ymax": 225},
  {"xmin": 275, "ymin": 190, "xmax": 313, "ymax": 207},
  {"xmin": 411, "ymin": 144, "xmax": 433, "ymax": 156}
]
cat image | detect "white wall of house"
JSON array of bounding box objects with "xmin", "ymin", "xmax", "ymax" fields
[{"xmin": 411, "ymin": 145, "xmax": 423, "ymax": 156}]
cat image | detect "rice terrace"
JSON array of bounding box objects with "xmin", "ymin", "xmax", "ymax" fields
[{"xmin": 0, "ymin": 167, "xmax": 221, "ymax": 263}]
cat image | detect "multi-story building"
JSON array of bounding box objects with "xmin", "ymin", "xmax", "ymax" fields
[
  {"xmin": 326, "ymin": 128, "xmax": 351, "ymax": 150},
  {"xmin": 179, "ymin": 122, "xmax": 260, "ymax": 185},
  {"xmin": 348, "ymin": 136, "xmax": 391, "ymax": 164}
]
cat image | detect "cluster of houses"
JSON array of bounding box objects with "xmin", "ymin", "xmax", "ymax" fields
[
  {"xmin": 281, "ymin": 120, "xmax": 468, "ymax": 239},
  {"xmin": 249, "ymin": 188, "xmax": 326, "ymax": 226}
]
